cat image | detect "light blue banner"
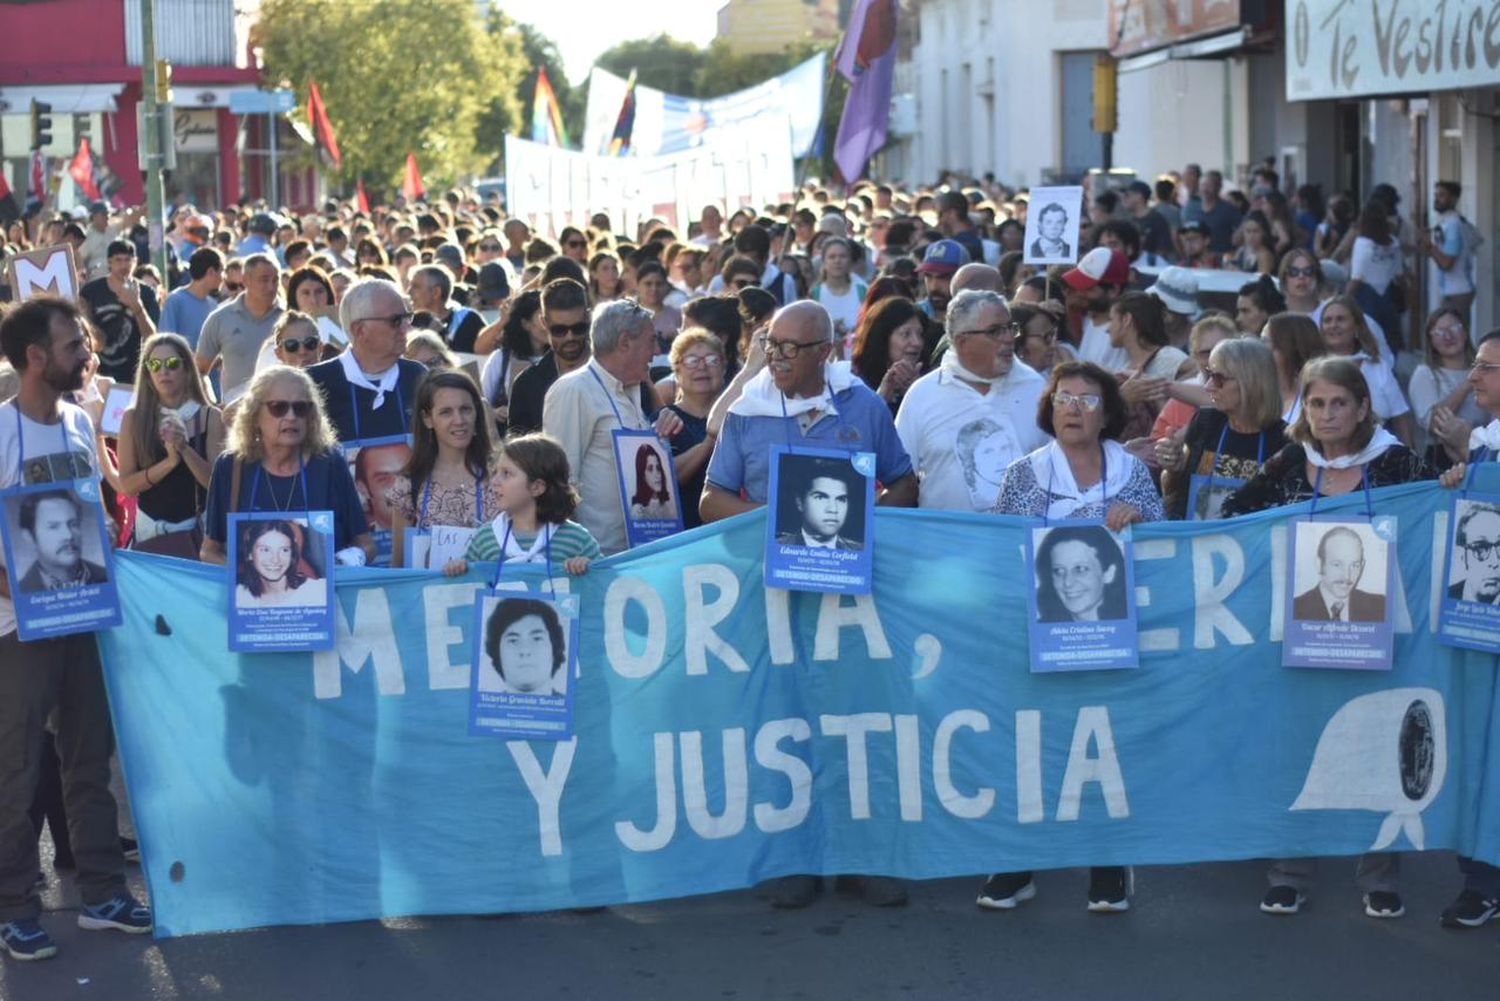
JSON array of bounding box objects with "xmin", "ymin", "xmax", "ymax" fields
[{"xmin": 99, "ymin": 480, "xmax": 1500, "ymax": 938}]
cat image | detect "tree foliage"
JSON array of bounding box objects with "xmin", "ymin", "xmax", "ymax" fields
[
  {"xmin": 485, "ymin": 10, "xmax": 585, "ymax": 150},
  {"xmin": 253, "ymin": 0, "xmax": 526, "ymax": 193}
]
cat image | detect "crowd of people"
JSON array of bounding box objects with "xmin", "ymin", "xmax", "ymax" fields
[{"xmin": 0, "ymin": 162, "xmax": 1495, "ymax": 962}]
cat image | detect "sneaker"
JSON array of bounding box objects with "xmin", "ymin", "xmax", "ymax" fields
[
  {"xmin": 768, "ymin": 875, "xmax": 821, "ymax": 910},
  {"xmin": 120, "ymin": 837, "xmax": 140, "ymax": 864},
  {"xmin": 1260, "ymin": 885, "xmax": 1304, "ymax": 914},
  {"xmin": 1440, "ymin": 889, "xmax": 1500, "ymax": 928},
  {"xmin": 976, "ymin": 872, "xmax": 1037, "ymax": 910},
  {"xmin": 1363, "ymin": 891, "xmax": 1405, "ymax": 919},
  {"xmin": 77, "ymin": 894, "xmax": 153, "ymax": 934},
  {"xmin": 1086, "ymin": 866, "xmax": 1131, "ymax": 913},
  {"xmin": 1, "ymin": 919, "xmax": 58, "ymax": 961}
]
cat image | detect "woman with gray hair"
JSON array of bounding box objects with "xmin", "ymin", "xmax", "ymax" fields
[
  {"xmin": 200, "ymin": 365, "xmax": 375, "ymax": 566},
  {"xmin": 1158, "ymin": 337, "xmax": 1288, "ymax": 520}
]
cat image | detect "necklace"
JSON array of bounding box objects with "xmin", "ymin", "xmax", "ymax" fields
[{"xmin": 264, "ymin": 469, "xmax": 298, "ymax": 512}]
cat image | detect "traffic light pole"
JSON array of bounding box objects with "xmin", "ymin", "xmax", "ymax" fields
[{"xmin": 139, "ymin": 0, "xmax": 168, "ymax": 278}]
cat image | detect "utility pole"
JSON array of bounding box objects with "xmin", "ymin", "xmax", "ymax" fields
[{"xmin": 139, "ymin": 0, "xmax": 168, "ymax": 278}]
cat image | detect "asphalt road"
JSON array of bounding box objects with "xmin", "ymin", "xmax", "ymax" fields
[{"xmin": 2, "ymin": 842, "xmax": 1496, "ymax": 1001}]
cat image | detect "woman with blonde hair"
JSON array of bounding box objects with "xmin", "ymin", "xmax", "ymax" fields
[
  {"xmin": 1318, "ymin": 295, "xmax": 1413, "ymax": 447},
  {"xmin": 200, "ymin": 365, "xmax": 374, "ymax": 566},
  {"xmin": 118, "ymin": 332, "xmax": 224, "ymax": 553}
]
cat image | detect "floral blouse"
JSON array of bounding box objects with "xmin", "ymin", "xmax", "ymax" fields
[
  {"xmin": 992, "ymin": 447, "xmax": 1166, "ymax": 522},
  {"xmin": 386, "ymin": 470, "xmax": 504, "ymax": 530}
]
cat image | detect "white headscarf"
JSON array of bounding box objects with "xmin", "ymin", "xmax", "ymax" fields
[
  {"xmin": 940, "ymin": 348, "xmax": 1008, "ymax": 387},
  {"xmin": 1303, "ymin": 426, "xmax": 1402, "ymax": 470},
  {"xmin": 1470, "ymin": 418, "xmax": 1500, "ymax": 455},
  {"xmin": 728, "ymin": 361, "xmax": 856, "ymax": 419},
  {"xmin": 1026, "ymin": 439, "xmax": 1135, "ymax": 521},
  {"xmin": 338, "ymin": 350, "xmax": 399, "ymax": 410}
]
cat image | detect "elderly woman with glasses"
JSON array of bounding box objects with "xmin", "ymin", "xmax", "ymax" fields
[
  {"xmin": 200, "ymin": 365, "xmax": 374, "ymax": 566},
  {"xmin": 663, "ymin": 329, "xmax": 727, "ymax": 528},
  {"xmin": 982, "ymin": 359, "xmax": 1162, "ymax": 915}
]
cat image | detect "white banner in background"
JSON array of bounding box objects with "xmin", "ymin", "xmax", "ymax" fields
[
  {"xmin": 505, "ymin": 117, "xmax": 796, "ymax": 238},
  {"xmin": 582, "ymin": 54, "xmax": 825, "ymax": 158}
]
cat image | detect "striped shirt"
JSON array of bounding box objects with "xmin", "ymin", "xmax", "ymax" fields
[{"xmin": 464, "ymin": 519, "xmax": 600, "ymax": 567}]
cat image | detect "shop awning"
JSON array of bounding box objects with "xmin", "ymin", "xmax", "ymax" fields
[
  {"xmin": 1118, "ymin": 27, "xmax": 1253, "ymax": 73},
  {"xmin": 0, "ymin": 84, "xmax": 126, "ymax": 114}
]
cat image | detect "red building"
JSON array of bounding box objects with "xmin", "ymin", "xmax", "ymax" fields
[{"xmin": 0, "ymin": 0, "xmax": 321, "ymax": 212}]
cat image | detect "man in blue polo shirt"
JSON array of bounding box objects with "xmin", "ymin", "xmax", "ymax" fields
[{"xmin": 700, "ymin": 301, "xmax": 915, "ymax": 910}]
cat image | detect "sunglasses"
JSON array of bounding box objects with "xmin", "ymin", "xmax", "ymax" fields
[
  {"xmin": 1204, "ymin": 369, "xmax": 1236, "ymax": 387},
  {"xmin": 480, "ymin": 243, "xmax": 502, "ymax": 252},
  {"xmin": 549, "ymin": 321, "xmax": 591, "ymax": 339},
  {"xmin": 1285, "ymin": 265, "xmax": 1318, "ymax": 279},
  {"xmin": 265, "ymin": 400, "xmax": 313, "ymax": 418},
  {"xmin": 281, "ymin": 336, "xmax": 321, "ymax": 353},
  {"xmin": 144, "ymin": 356, "xmax": 183, "ymax": 373}
]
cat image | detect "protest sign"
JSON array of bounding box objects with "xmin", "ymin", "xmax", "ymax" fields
[
  {"xmin": 345, "ymin": 434, "xmax": 411, "ymax": 566},
  {"xmin": 1022, "ymin": 188, "xmax": 1083, "ymax": 266},
  {"xmin": 1438, "ymin": 493, "xmax": 1500, "ymax": 652},
  {"xmin": 226, "ymin": 512, "xmax": 335, "ymax": 652},
  {"xmin": 470, "ymin": 591, "xmax": 578, "ymax": 739},
  {"xmin": 1283, "ymin": 518, "xmax": 1396, "ymax": 670},
  {"xmin": 5, "ymin": 244, "xmax": 78, "ymax": 301},
  {"xmin": 613, "ymin": 430, "xmax": 682, "ymax": 548},
  {"xmin": 766, "ymin": 447, "xmax": 875, "ymax": 594},
  {"xmin": 1026, "ymin": 521, "xmax": 1139, "ymax": 672},
  {"xmin": 1, "ymin": 479, "xmax": 119, "ymax": 640}
]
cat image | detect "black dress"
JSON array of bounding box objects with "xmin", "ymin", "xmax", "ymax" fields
[
  {"xmin": 1220, "ymin": 441, "xmax": 1432, "ymax": 517},
  {"xmin": 1164, "ymin": 409, "xmax": 1289, "ymax": 520}
]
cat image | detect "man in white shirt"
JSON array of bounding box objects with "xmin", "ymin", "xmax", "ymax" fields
[
  {"xmin": 542, "ymin": 300, "xmax": 682, "ymax": 555},
  {"xmin": 1422, "ymin": 180, "xmax": 1477, "ymax": 327},
  {"xmin": 1064, "ymin": 248, "xmax": 1131, "ymax": 373},
  {"xmin": 897, "ymin": 290, "xmax": 1047, "ymax": 511}
]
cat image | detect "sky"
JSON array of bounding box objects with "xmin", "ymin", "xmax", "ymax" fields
[{"xmin": 491, "ymin": 0, "xmax": 721, "ymax": 84}]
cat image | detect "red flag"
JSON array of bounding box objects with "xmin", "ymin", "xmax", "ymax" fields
[
  {"xmin": 356, "ymin": 179, "xmax": 371, "ymax": 215},
  {"xmin": 307, "ymin": 81, "xmax": 342, "ymax": 169},
  {"xmin": 68, "ymin": 138, "xmax": 101, "ymax": 201},
  {"xmin": 401, "ymin": 152, "xmax": 425, "ymax": 203}
]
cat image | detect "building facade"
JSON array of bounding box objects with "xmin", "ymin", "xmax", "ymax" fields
[{"xmin": 716, "ymin": 0, "xmax": 842, "ymax": 54}]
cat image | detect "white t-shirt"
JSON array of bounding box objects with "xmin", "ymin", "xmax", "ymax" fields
[
  {"xmin": 1309, "ymin": 300, "xmax": 1395, "ymax": 373},
  {"xmin": 0, "ymin": 400, "xmax": 100, "ymax": 638},
  {"xmin": 1432, "ymin": 210, "xmax": 1476, "ymax": 297},
  {"xmin": 1351, "ymin": 236, "xmax": 1402, "ymax": 294},
  {"xmin": 813, "ymin": 280, "xmax": 868, "ymax": 338},
  {"xmin": 1355, "ymin": 355, "xmax": 1410, "ymax": 421},
  {"xmin": 895, "ymin": 363, "xmax": 1048, "ymax": 512},
  {"xmin": 1077, "ymin": 314, "xmax": 1130, "ymax": 373}
]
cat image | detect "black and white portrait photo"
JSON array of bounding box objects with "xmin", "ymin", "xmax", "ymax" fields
[
  {"xmin": 1022, "ymin": 186, "xmax": 1083, "ymax": 266},
  {"xmin": 478, "ymin": 596, "xmax": 570, "ymax": 697},
  {"xmin": 1291, "ymin": 523, "xmax": 1388, "ymax": 624},
  {"xmin": 1031, "ymin": 524, "xmax": 1129, "ymax": 624},
  {"xmin": 773, "ymin": 454, "xmax": 869, "ymax": 552},
  {"xmin": 1448, "ymin": 500, "xmax": 1500, "ymax": 606},
  {"xmin": 5, "ymin": 487, "xmax": 109, "ymax": 594}
]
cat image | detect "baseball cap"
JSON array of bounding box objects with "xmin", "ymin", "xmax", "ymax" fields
[
  {"xmin": 1146, "ymin": 267, "xmax": 1201, "ymax": 318},
  {"xmin": 477, "ymin": 262, "xmax": 510, "ymax": 305},
  {"xmin": 1062, "ymin": 247, "xmax": 1131, "ymax": 291},
  {"xmin": 248, "ymin": 212, "xmax": 279, "ymax": 235},
  {"xmin": 1179, "ymin": 219, "xmax": 1209, "ymax": 237},
  {"xmin": 917, "ymin": 239, "xmax": 970, "ymax": 275}
]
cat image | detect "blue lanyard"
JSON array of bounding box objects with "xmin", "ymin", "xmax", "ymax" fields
[
  {"xmin": 587, "ymin": 366, "xmax": 634, "ymax": 429},
  {"xmin": 1201, "ymin": 423, "xmax": 1266, "ymax": 496},
  {"xmin": 489, "ymin": 521, "xmax": 556, "ymax": 594},
  {"xmin": 248, "ymin": 457, "xmax": 311, "ymax": 516},
  {"xmin": 1310, "ymin": 463, "xmax": 1375, "ymax": 519},
  {"xmin": 418, "ymin": 474, "xmax": 485, "ymax": 528},
  {"xmin": 1044, "ymin": 444, "xmax": 1108, "ymax": 526},
  {"xmin": 14, "ymin": 405, "xmax": 73, "ymax": 478},
  {"xmin": 347, "ymin": 378, "xmax": 406, "ymax": 442}
]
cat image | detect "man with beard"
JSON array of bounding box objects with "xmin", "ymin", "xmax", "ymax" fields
[
  {"xmin": 0, "ymin": 298, "xmax": 151, "ymax": 962},
  {"xmin": 78, "ymin": 240, "xmax": 159, "ymax": 382},
  {"xmin": 916, "ymin": 239, "xmax": 968, "ymax": 322},
  {"xmin": 1062, "ymin": 247, "xmax": 1131, "ymax": 372},
  {"xmin": 16, "ymin": 491, "xmax": 106, "ymax": 593}
]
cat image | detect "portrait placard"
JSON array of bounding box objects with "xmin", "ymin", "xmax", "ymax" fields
[
  {"xmin": 1025, "ymin": 520, "xmax": 1139, "ymax": 672},
  {"xmin": 226, "ymin": 512, "xmax": 335, "ymax": 653},
  {"xmin": 765, "ymin": 446, "xmax": 875, "ymax": 595},
  {"xmin": 469, "ymin": 591, "xmax": 579, "ymax": 739},
  {"xmin": 1283, "ymin": 518, "xmax": 1396, "ymax": 670},
  {"xmin": 612, "ymin": 429, "xmax": 684, "ymax": 548},
  {"xmin": 0, "ymin": 479, "xmax": 120, "ymax": 641},
  {"xmin": 1022, "ymin": 186, "xmax": 1083, "ymax": 266},
  {"xmin": 98, "ymin": 384, "xmax": 136, "ymax": 437},
  {"xmin": 344, "ymin": 434, "xmax": 412, "ymax": 566},
  {"xmin": 1438, "ymin": 494, "xmax": 1500, "ymax": 652},
  {"xmin": 6, "ymin": 245, "xmax": 79, "ymax": 302},
  {"xmin": 1185, "ymin": 474, "xmax": 1246, "ymax": 522}
]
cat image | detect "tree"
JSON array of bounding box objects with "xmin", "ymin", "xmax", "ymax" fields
[
  {"xmin": 253, "ymin": 0, "xmax": 526, "ymax": 194},
  {"xmin": 485, "ymin": 10, "xmax": 584, "ymax": 149},
  {"xmin": 595, "ymin": 35, "xmax": 706, "ymax": 95}
]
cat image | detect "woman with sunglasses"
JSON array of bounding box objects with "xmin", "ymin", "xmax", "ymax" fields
[
  {"xmin": 663, "ymin": 329, "xmax": 727, "ymax": 528},
  {"xmin": 559, "ymin": 226, "xmax": 589, "ymax": 264},
  {"xmin": 117, "ymin": 333, "xmax": 225, "ymax": 552},
  {"xmin": 270, "ymin": 311, "xmax": 324, "ymax": 370},
  {"xmin": 1409, "ymin": 307, "xmax": 1484, "ymax": 469},
  {"xmin": 1278, "ymin": 248, "xmax": 1397, "ymax": 368},
  {"xmin": 983, "ymin": 360, "xmax": 1162, "ymax": 914},
  {"xmin": 200, "ymin": 365, "xmax": 374, "ymax": 566}
]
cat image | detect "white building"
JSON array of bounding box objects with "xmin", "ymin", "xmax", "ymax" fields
[{"xmin": 884, "ymin": 0, "xmax": 1499, "ymax": 335}]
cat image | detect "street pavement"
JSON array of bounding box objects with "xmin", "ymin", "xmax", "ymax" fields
[{"xmin": 1, "ymin": 844, "xmax": 1495, "ymax": 1000}]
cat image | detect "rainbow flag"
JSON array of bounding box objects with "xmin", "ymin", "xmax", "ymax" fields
[
  {"xmin": 530, "ymin": 67, "xmax": 569, "ymax": 148},
  {"xmin": 607, "ymin": 69, "xmax": 637, "ymax": 157}
]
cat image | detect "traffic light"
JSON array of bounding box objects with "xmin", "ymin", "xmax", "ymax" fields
[
  {"xmin": 155, "ymin": 59, "xmax": 173, "ymax": 103},
  {"xmin": 30, "ymin": 100, "xmax": 53, "ymax": 150}
]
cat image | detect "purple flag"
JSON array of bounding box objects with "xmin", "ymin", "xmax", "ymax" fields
[{"xmin": 834, "ymin": 0, "xmax": 898, "ymax": 182}]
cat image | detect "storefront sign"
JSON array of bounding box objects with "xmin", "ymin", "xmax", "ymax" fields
[
  {"xmin": 1287, "ymin": 0, "xmax": 1500, "ymax": 100},
  {"xmin": 1109, "ymin": 0, "xmax": 1244, "ymax": 57}
]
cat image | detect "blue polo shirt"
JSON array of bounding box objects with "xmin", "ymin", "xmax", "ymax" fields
[{"xmin": 707, "ymin": 381, "xmax": 914, "ymax": 504}]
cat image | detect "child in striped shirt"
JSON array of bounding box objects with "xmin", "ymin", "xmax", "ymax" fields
[{"xmin": 445, "ymin": 433, "xmax": 599, "ymax": 576}]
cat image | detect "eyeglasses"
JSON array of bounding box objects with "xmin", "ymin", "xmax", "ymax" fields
[
  {"xmin": 1285, "ymin": 265, "xmax": 1318, "ymax": 279},
  {"xmin": 680, "ymin": 354, "xmax": 724, "ymax": 370},
  {"xmin": 1466, "ymin": 541, "xmax": 1500, "ymax": 562},
  {"xmin": 1203, "ymin": 369, "xmax": 1237, "ymax": 387},
  {"xmin": 549, "ymin": 321, "xmax": 591, "ymax": 339},
  {"xmin": 1432, "ymin": 323, "xmax": 1466, "ymax": 339},
  {"xmin": 355, "ymin": 311, "xmax": 413, "ymax": 328},
  {"xmin": 1471, "ymin": 361, "xmax": 1500, "ymax": 374},
  {"xmin": 958, "ymin": 322, "xmax": 1021, "ymax": 340},
  {"xmin": 479, "ymin": 242, "xmax": 502, "ymax": 252},
  {"xmin": 565, "ymin": 240, "xmax": 587, "ymax": 250},
  {"xmin": 1053, "ymin": 390, "xmax": 1102, "ymax": 412},
  {"xmin": 264, "ymin": 400, "xmax": 313, "ymax": 418},
  {"xmin": 280, "ymin": 336, "xmax": 321, "ymax": 353},
  {"xmin": 761, "ymin": 336, "xmax": 829, "ymax": 360},
  {"xmin": 144, "ymin": 356, "xmax": 183, "ymax": 373}
]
